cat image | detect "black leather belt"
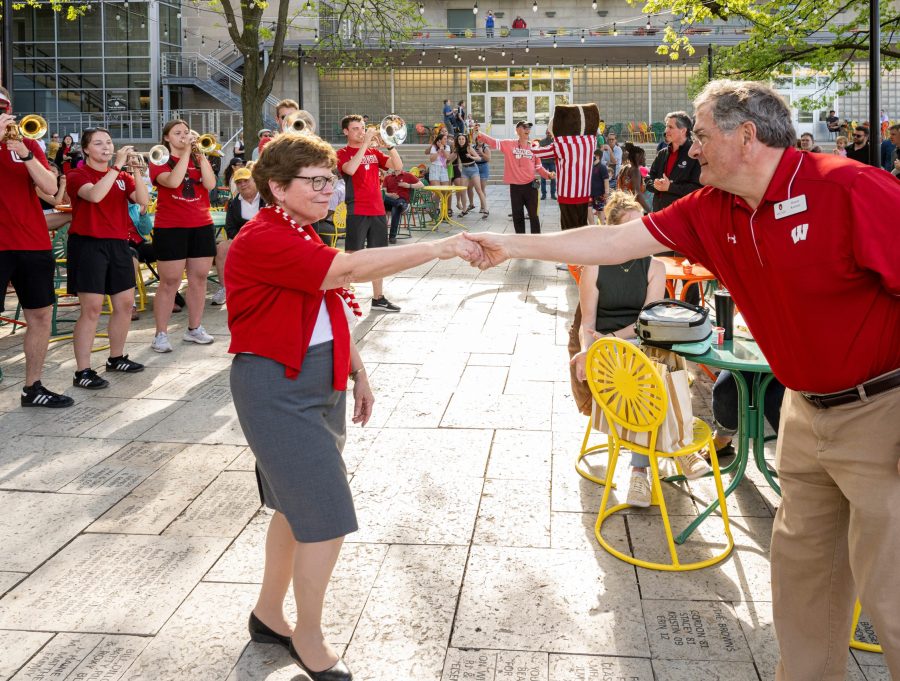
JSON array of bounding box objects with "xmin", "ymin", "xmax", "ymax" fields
[{"xmin": 801, "ymin": 368, "xmax": 900, "ymax": 409}]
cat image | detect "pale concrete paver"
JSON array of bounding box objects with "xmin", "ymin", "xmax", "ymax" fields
[{"xmin": 0, "ymin": 186, "xmax": 877, "ymax": 680}]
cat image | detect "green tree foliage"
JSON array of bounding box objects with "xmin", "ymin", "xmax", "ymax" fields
[{"xmin": 635, "ymin": 0, "xmax": 900, "ymax": 102}]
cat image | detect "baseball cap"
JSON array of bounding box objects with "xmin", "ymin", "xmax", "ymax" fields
[
  {"xmin": 515, "ymin": 120, "xmax": 533, "ymax": 129},
  {"xmin": 233, "ymin": 167, "xmax": 253, "ymax": 182}
]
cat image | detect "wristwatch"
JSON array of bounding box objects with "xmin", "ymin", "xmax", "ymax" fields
[
  {"xmin": 385, "ymin": 145, "xmax": 395, "ymax": 151},
  {"xmin": 110, "ymin": 165, "xmax": 122, "ymax": 172},
  {"xmin": 20, "ymin": 151, "xmax": 34, "ymax": 162}
]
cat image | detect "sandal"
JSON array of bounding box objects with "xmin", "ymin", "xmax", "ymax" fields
[
  {"xmin": 481, "ymin": 210, "xmax": 490, "ymax": 219},
  {"xmin": 462, "ymin": 207, "xmax": 473, "ymax": 216}
]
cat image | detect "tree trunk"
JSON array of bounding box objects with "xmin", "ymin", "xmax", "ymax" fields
[{"xmin": 241, "ymin": 56, "xmax": 267, "ymax": 149}]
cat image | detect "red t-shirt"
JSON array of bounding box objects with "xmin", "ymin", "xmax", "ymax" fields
[
  {"xmin": 336, "ymin": 146, "xmax": 389, "ymax": 216},
  {"xmin": 149, "ymin": 155, "xmax": 212, "ymax": 228},
  {"xmin": 225, "ymin": 206, "xmax": 351, "ymax": 390},
  {"xmin": 383, "ymin": 171, "xmax": 419, "ymax": 202},
  {"xmin": 642, "ymin": 146, "xmax": 900, "ymax": 393},
  {"xmin": 0, "ymin": 138, "xmax": 52, "ymax": 251},
  {"xmin": 66, "ymin": 165, "xmax": 136, "ymax": 240}
]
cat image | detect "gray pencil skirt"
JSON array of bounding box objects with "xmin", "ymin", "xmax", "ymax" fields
[{"xmin": 230, "ymin": 343, "xmax": 358, "ymax": 542}]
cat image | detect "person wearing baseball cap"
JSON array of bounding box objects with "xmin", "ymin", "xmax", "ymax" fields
[
  {"xmin": 475, "ymin": 120, "xmax": 552, "ymax": 234},
  {"xmin": 212, "ymin": 163, "xmax": 265, "ymax": 305}
]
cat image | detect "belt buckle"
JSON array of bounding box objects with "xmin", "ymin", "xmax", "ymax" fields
[{"xmin": 801, "ymin": 392, "xmax": 826, "ymax": 409}]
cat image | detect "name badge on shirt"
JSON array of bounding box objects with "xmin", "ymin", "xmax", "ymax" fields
[{"xmin": 774, "ymin": 195, "xmax": 807, "ymax": 219}]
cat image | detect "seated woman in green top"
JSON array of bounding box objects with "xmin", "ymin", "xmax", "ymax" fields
[{"xmin": 570, "ymin": 191, "xmax": 711, "ymax": 507}]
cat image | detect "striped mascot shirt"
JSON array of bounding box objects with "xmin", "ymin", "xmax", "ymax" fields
[{"xmin": 532, "ymin": 135, "xmax": 595, "ymax": 204}]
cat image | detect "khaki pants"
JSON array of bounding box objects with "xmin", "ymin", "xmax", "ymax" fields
[{"xmin": 772, "ymin": 386, "xmax": 900, "ymax": 680}]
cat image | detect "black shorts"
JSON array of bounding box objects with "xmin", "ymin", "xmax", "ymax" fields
[
  {"xmin": 152, "ymin": 225, "xmax": 217, "ymax": 261},
  {"xmin": 0, "ymin": 250, "xmax": 55, "ymax": 310},
  {"xmin": 345, "ymin": 214, "xmax": 388, "ymax": 251},
  {"xmin": 66, "ymin": 234, "xmax": 135, "ymax": 296},
  {"xmin": 129, "ymin": 241, "xmax": 157, "ymax": 265}
]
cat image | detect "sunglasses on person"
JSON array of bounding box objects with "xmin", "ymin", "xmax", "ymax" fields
[
  {"xmin": 293, "ymin": 174, "xmax": 338, "ymax": 191},
  {"xmin": 853, "ymin": 134, "xmax": 865, "ymax": 139}
]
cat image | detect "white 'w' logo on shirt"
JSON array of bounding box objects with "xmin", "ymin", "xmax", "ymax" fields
[{"xmin": 791, "ymin": 223, "xmax": 809, "ymax": 244}]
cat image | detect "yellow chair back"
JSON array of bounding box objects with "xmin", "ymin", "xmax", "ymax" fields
[
  {"xmin": 585, "ymin": 338, "xmax": 667, "ymax": 435},
  {"xmin": 333, "ymin": 202, "xmax": 347, "ymax": 231}
]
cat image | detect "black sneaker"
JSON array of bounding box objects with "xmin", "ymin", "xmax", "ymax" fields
[
  {"xmin": 73, "ymin": 368, "xmax": 110, "ymax": 390},
  {"xmin": 371, "ymin": 296, "xmax": 401, "ymax": 313},
  {"xmin": 21, "ymin": 381, "xmax": 74, "ymax": 408},
  {"xmin": 106, "ymin": 355, "xmax": 145, "ymax": 373}
]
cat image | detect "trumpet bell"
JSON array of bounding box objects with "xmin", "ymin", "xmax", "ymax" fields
[
  {"xmin": 283, "ymin": 111, "xmax": 316, "ymax": 135},
  {"xmin": 197, "ymin": 133, "xmax": 218, "ymax": 154},
  {"xmin": 20, "ymin": 115, "xmax": 48, "ymax": 140},
  {"xmin": 148, "ymin": 144, "xmax": 170, "ymax": 166},
  {"xmin": 379, "ymin": 115, "xmax": 407, "ymax": 146}
]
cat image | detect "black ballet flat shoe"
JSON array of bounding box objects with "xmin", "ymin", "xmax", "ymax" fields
[
  {"xmin": 288, "ymin": 640, "xmax": 353, "ymax": 681},
  {"xmin": 248, "ymin": 612, "xmax": 292, "ymax": 649}
]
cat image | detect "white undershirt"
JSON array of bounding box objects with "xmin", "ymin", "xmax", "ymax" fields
[
  {"xmin": 308, "ymin": 299, "xmax": 333, "ymax": 346},
  {"xmin": 240, "ymin": 193, "xmax": 261, "ymax": 220}
]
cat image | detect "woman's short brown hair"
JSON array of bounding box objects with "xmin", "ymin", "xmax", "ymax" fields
[
  {"xmin": 603, "ymin": 191, "xmax": 643, "ymax": 226},
  {"xmin": 252, "ymin": 133, "xmax": 337, "ymax": 205}
]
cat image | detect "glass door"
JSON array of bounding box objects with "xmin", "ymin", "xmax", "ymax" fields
[{"xmin": 489, "ymin": 94, "xmax": 508, "ymax": 138}]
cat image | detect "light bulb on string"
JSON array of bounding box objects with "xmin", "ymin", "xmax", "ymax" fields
[
  {"xmin": 304, "ymin": 0, "xmax": 311, "ymax": 9},
  {"xmin": 646, "ymin": 16, "xmax": 652, "ymax": 30},
  {"xmin": 419, "ymin": 2, "xmax": 424, "ymax": 14},
  {"xmin": 580, "ymin": 30, "xmax": 585, "ymax": 43},
  {"xmin": 612, "ymin": 23, "xmax": 617, "ymax": 36},
  {"xmin": 525, "ymin": 41, "xmax": 529, "ymax": 53},
  {"xmin": 532, "ymin": 0, "xmax": 537, "ymax": 12},
  {"xmin": 553, "ymin": 38, "xmax": 557, "ymax": 48},
  {"xmin": 473, "ymin": 1, "xmax": 478, "ymax": 14},
  {"xmin": 591, "ymin": 0, "xmax": 597, "ymax": 8}
]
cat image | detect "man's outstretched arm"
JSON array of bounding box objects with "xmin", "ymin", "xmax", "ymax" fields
[{"xmin": 463, "ymin": 219, "xmax": 668, "ymax": 269}]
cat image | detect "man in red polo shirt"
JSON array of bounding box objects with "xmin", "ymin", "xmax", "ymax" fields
[
  {"xmin": 0, "ymin": 86, "xmax": 74, "ymax": 408},
  {"xmin": 382, "ymin": 167, "xmax": 423, "ymax": 244},
  {"xmin": 464, "ymin": 79, "xmax": 900, "ymax": 680}
]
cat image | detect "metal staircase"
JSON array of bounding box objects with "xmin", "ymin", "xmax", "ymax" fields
[{"xmin": 162, "ymin": 52, "xmax": 279, "ymax": 128}]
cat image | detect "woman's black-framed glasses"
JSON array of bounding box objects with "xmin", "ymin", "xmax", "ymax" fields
[{"xmin": 293, "ymin": 174, "xmax": 338, "ymax": 191}]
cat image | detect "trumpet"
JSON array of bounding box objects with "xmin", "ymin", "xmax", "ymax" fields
[
  {"xmin": 197, "ymin": 133, "xmax": 218, "ymax": 155},
  {"xmin": 148, "ymin": 144, "xmax": 170, "ymax": 166},
  {"xmin": 123, "ymin": 152, "xmax": 148, "ymax": 173},
  {"xmin": 282, "ymin": 111, "xmax": 316, "ymax": 135},
  {"xmin": 368, "ymin": 115, "xmax": 407, "ymax": 148},
  {"xmin": 2, "ymin": 114, "xmax": 48, "ymax": 142}
]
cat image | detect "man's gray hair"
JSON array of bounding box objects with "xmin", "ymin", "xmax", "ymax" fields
[
  {"xmin": 694, "ymin": 79, "xmax": 795, "ymax": 149},
  {"xmin": 665, "ymin": 111, "xmax": 693, "ymax": 133}
]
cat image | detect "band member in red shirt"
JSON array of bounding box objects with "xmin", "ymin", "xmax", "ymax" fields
[
  {"xmin": 0, "ymin": 86, "xmax": 74, "ymax": 408},
  {"xmin": 148, "ymin": 119, "xmax": 218, "ymax": 353},
  {"xmin": 336, "ymin": 114, "xmax": 404, "ymax": 312},
  {"xmin": 65, "ymin": 128, "xmax": 149, "ymax": 388}
]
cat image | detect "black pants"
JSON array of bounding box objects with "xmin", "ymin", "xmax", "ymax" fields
[
  {"xmin": 510, "ymin": 182, "xmax": 540, "ymax": 234},
  {"xmin": 559, "ymin": 202, "xmax": 589, "ymax": 231},
  {"xmin": 383, "ymin": 196, "xmax": 409, "ymax": 239}
]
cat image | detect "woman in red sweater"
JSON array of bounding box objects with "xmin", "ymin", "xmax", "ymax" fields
[
  {"xmin": 148, "ymin": 119, "xmax": 218, "ymax": 353},
  {"xmin": 65, "ymin": 128, "xmax": 149, "ymax": 388},
  {"xmin": 226, "ymin": 134, "xmax": 476, "ymax": 680}
]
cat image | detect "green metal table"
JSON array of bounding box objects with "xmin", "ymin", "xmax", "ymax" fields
[{"xmin": 671, "ymin": 338, "xmax": 780, "ymax": 543}]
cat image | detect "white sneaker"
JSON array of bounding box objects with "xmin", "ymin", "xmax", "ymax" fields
[
  {"xmin": 680, "ymin": 452, "xmax": 712, "ymax": 480},
  {"xmin": 626, "ymin": 472, "xmax": 652, "ymax": 508},
  {"xmin": 151, "ymin": 331, "xmax": 173, "ymax": 353},
  {"xmin": 211, "ymin": 287, "xmax": 226, "ymax": 306},
  {"xmin": 183, "ymin": 325, "xmax": 214, "ymax": 344}
]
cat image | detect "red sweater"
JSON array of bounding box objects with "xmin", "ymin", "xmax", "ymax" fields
[{"xmin": 225, "ymin": 206, "xmax": 351, "ymax": 389}]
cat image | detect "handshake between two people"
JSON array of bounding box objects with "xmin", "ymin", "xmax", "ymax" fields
[{"xmin": 439, "ymin": 231, "xmax": 515, "ymax": 270}]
